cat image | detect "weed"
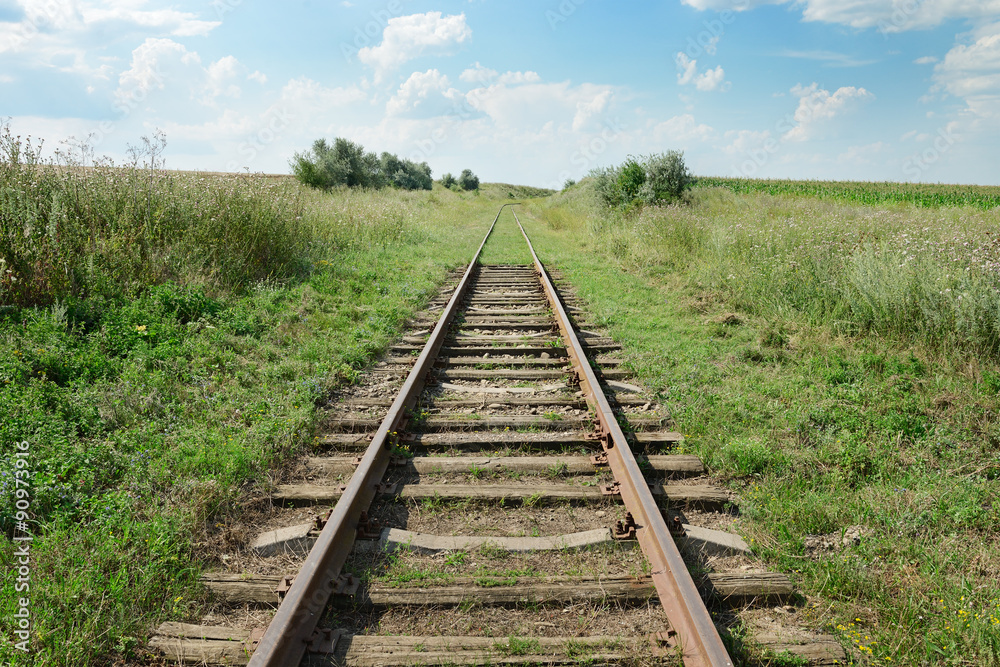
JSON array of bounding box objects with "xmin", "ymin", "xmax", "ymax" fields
[
  {"xmin": 494, "ymin": 636, "xmax": 541, "ymax": 656},
  {"xmin": 444, "ymin": 551, "xmax": 467, "ymax": 567},
  {"xmin": 545, "ymin": 462, "xmax": 569, "ymax": 479}
]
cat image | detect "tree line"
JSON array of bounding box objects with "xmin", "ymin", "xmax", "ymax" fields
[{"xmin": 291, "ymin": 137, "xmax": 478, "ymax": 192}]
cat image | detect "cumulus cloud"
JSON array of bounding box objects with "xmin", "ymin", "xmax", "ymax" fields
[
  {"xmin": 680, "ymin": 0, "xmax": 1000, "ymax": 32},
  {"xmin": 115, "ymin": 38, "xmax": 200, "ymax": 107},
  {"xmin": 933, "ymin": 22, "xmax": 1000, "ymax": 100},
  {"xmin": 782, "ymin": 82, "xmax": 875, "ymax": 141},
  {"xmin": 358, "ymin": 12, "xmax": 471, "ymax": 82},
  {"xmin": 0, "ymin": 1, "xmax": 218, "ymax": 57},
  {"xmin": 675, "ymin": 53, "xmax": 729, "ymax": 91},
  {"xmin": 386, "ymin": 69, "xmax": 461, "ymax": 116},
  {"xmin": 572, "ymin": 90, "xmax": 611, "ymax": 131},
  {"xmin": 930, "ymin": 22, "xmax": 1000, "ymax": 123},
  {"xmin": 460, "ymin": 62, "xmax": 540, "ymax": 87},
  {"xmin": 465, "ymin": 80, "xmax": 617, "ymax": 133},
  {"xmin": 653, "ymin": 114, "xmax": 715, "ymax": 144},
  {"xmin": 201, "ymin": 56, "xmax": 244, "ymax": 104},
  {"xmin": 722, "ymin": 129, "xmax": 773, "ymax": 155}
]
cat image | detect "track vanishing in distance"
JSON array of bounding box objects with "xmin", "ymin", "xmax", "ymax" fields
[{"xmin": 152, "ymin": 205, "xmax": 847, "ymax": 666}]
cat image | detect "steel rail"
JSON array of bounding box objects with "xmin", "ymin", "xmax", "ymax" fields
[
  {"xmin": 512, "ymin": 208, "xmax": 733, "ymax": 667},
  {"xmin": 247, "ymin": 203, "xmax": 515, "ymax": 667}
]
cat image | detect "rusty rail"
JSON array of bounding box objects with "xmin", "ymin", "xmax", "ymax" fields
[
  {"xmin": 246, "ymin": 204, "xmax": 515, "ymax": 667},
  {"xmin": 512, "ymin": 208, "xmax": 733, "ymax": 667}
]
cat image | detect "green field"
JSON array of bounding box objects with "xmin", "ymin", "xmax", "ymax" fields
[
  {"xmin": 698, "ymin": 176, "xmax": 1000, "ymax": 210},
  {"xmin": 2, "ymin": 149, "xmax": 1000, "ymax": 665}
]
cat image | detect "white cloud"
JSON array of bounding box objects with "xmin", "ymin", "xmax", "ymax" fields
[
  {"xmin": 81, "ymin": 5, "xmax": 219, "ymax": 37},
  {"xmin": 466, "ymin": 81, "xmax": 618, "ymax": 133},
  {"xmin": 928, "ymin": 22, "xmax": 1000, "ymax": 125},
  {"xmin": 202, "ymin": 56, "xmax": 243, "ymax": 104},
  {"xmin": 498, "ymin": 70, "xmax": 541, "ymax": 85},
  {"xmin": 248, "ymin": 70, "xmax": 267, "ymax": 84},
  {"xmin": 837, "ymin": 141, "xmax": 889, "ymax": 165},
  {"xmin": 358, "ymin": 12, "xmax": 471, "ymax": 82},
  {"xmin": 460, "ymin": 62, "xmax": 498, "ymax": 84},
  {"xmin": 915, "ymin": 56, "xmax": 939, "ymax": 65},
  {"xmin": 278, "ymin": 76, "xmax": 367, "ymax": 112},
  {"xmin": 387, "ymin": 69, "xmax": 460, "ymax": 116},
  {"xmin": 676, "ymin": 53, "xmax": 729, "ymax": 91},
  {"xmin": 115, "ymin": 38, "xmax": 200, "ymax": 107},
  {"xmin": 676, "ymin": 53, "xmax": 697, "ymax": 86},
  {"xmin": 934, "ymin": 22, "xmax": 1000, "ymax": 100},
  {"xmin": 695, "ymin": 65, "xmax": 727, "ymax": 91},
  {"xmin": 653, "ymin": 114, "xmax": 715, "ymax": 144},
  {"xmin": 704, "ymin": 35, "xmax": 721, "ymax": 56},
  {"xmin": 783, "ymin": 82, "xmax": 874, "ymax": 141},
  {"xmin": 572, "ymin": 90, "xmax": 611, "ymax": 131},
  {"xmin": 460, "ymin": 62, "xmax": 540, "ymax": 86},
  {"xmin": 680, "ymin": 0, "xmax": 1000, "ymax": 32},
  {"xmin": 780, "ymin": 50, "xmax": 877, "ymax": 67},
  {"xmin": 0, "ymin": 1, "xmax": 218, "ymax": 57},
  {"xmin": 722, "ymin": 129, "xmax": 773, "ymax": 155}
]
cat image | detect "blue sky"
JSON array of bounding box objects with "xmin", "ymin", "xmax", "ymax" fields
[{"xmin": 2, "ymin": 0, "xmax": 999, "ymax": 186}]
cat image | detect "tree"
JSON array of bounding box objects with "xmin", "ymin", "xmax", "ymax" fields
[
  {"xmin": 458, "ymin": 168, "xmax": 480, "ymax": 191},
  {"xmin": 440, "ymin": 172, "xmax": 456, "ymax": 188},
  {"xmin": 291, "ymin": 138, "xmax": 432, "ymax": 190}
]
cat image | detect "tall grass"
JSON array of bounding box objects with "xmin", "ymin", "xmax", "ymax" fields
[
  {"xmin": 580, "ymin": 185, "xmax": 1000, "ymax": 358},
  {"xmin": 0, "ymin": 126, "xmax": 414, "ymax": 308}
]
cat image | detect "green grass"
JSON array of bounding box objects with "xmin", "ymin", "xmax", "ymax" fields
[{"xmin": 517, "ymin": 184, "xmax": 1000, "ymax": 665}]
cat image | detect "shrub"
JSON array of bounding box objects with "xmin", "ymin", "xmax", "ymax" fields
[
  {"xmin": 440, "ymin": 172, "xmax": 456, "ymax": 188},
  {"xmin": 458, "ymin": 169, "xmax": 480, "ymax": 191},
  {"xmin": 591, "ymin": 151, "xmax": 695, "ymax": 209},
  {"xmin": 617, "ymin": 159, "xmax": 647, "ymax": 201},
  {"xmin": 638, "ymin": 150, "xmax": 695, "ymax": 205}
]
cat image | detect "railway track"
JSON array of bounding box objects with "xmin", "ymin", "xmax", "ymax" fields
[{"xmin": 151, "ymin": 206, "xmax": 846, "ymax": 666}]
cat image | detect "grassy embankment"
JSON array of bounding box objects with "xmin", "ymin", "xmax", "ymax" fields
[
  {"xmin": 517, "ymin": 180, "xmax": 1000, "ymax": 665},
  {"xmin": 0, "ymin": 127, "xmax": 549, "ymax": 666}
]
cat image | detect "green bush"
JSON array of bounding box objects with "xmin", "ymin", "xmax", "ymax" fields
[
  {"xmin": 458, "ymin": 169, "xmax": 480, "ymax": 191},
  {"xmin": 290, "ymin": 138, "xmax": 431, "ymax": 191},
  {"xmin": 440, "ymin": 172, "xmax": 456, "ymax": 188},
  {"xmin": 638, "ymin": 150, "xmax": 694, "ymax": 205},
  {"xmin": 591, "ymin": 151, "xmax": 694, "ymax": 209}
]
